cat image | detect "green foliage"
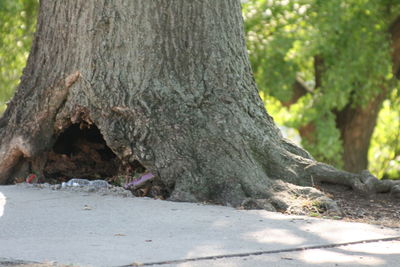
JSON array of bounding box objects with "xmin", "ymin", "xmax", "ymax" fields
[
  {"xmin": 369, "ymin": 88, "xmax": 400, "ymax": 179},
  {"xmin": 243, "ymin": 0, "xmax": 400, "ymax": 174},
  {"xmin": 0, "ymin": 0, "xmax": 38, "ymax": 110}
]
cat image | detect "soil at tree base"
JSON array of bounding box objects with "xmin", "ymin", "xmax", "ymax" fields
[{"xmin": 318, "ymin": 183, "xmax": 400, "ymax": 228}]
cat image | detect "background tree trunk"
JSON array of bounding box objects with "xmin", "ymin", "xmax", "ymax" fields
[
  {"xmin": 1, "ymin": 0, "xmax": 399, "ymax": 211},
  {"xmin": 286, "ymin": 16, "xmax": 400, "ymax": 174},
  {"xmin": 336, "ymin": 16, "xmax": 400, "ymax": 173},
  {"xmin": 334, "ymin": 92, "xmax": 386, "ymax": 173}
]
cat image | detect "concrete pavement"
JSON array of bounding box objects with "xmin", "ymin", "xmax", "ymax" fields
[{"xmin": 0, "ymin": 184, "xmax": 399, "ymax": 267}]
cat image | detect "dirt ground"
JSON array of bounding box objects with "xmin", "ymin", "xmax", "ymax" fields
[{"xmin": 319, "ymin": 183, "xmax": 400, "ymax": 228}]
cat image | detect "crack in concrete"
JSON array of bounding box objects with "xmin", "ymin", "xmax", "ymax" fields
[
  {"xmin": 0, "ymin": 258, "xmax": 40, "ymax": 266},
  {"xmin": 1, "ymin": 236, "xmax": 398, "ymax": 266},
  {"xmin": 121, "ymin": 236, "xmax": 400, "ymax": 266}
]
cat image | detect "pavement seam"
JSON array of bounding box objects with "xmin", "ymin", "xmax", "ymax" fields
[{"xmin": 121, "ymin": 236, "xmax": 400, "ymax": 266}]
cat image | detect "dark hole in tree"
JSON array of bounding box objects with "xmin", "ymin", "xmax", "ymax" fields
[
  {"xmin": 43, "ymin": 123, "xmax": 126, "ymax": 182},
  {"xmin": 40, "ymin": 122, "xmax": 170, "ymax": 199}
]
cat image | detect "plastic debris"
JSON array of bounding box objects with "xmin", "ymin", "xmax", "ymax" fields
[
  {"xmin": 124, "ymin": 173, "xmax": 154, "ymax": 189},
  {"xmin": 82, "ymin": 205, "xmax": 92, "ymax": 210},
  {"xmin": 89, "ymin": 180, "xmax": 110, "ymax": 188},
  {"xmin": 61, "ymin": 178, "xmax": 109, "ymax": 188},
  {"xmin": 26, "ymin": 174, "xmax": 37, "ymax": 184}
]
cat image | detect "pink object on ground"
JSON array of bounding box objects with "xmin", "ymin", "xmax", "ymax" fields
[
  {"xmin": 124, "ymin": 173, "xmax": 154, "ymax": 189},
  {"xmin": 26, "ymin": 174, "xmax": 37, "ymax": 183}
]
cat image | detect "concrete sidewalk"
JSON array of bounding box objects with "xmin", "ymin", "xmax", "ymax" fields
[{"xmin": 0, "ymin": 185, "xmax": 399, "ymax": 267}]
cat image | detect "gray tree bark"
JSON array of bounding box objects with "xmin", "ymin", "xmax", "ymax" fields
[{"xmin": 0, "ymin": 0, "xmax": 399, "ymax": 212}]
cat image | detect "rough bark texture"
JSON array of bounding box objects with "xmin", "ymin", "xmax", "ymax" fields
[{"xmin": 1, "ymin": 0, "xmax": 399, "ymax": 211}]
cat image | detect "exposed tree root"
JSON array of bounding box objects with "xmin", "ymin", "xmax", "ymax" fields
[
  {"xmin": 241, "ymin": 179, "xmax": 341, "ymax": 216},
  {"xmin": 304, "ymin": 162, "xmax": 400, "ymax": 198},
  {"xmin": 236, "ymin": 161, "xmax": 400, "ymax": 216}
]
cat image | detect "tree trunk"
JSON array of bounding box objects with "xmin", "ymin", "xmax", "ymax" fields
[
  {"xmin": 286, "ymin": 17, "xmax": 400, "ymax": 174},
  {"xmin": 390, "ymin": 16, "xmax": 400, "ymax": 78},
  {"xmin": 335, "ymin": 92, "xmax": 386, "ymax": 173},
  {"xmin": 335, "ymin": 16, "xmax": 400, "ymax": 173},
  {"xmin": 1, "ymin": 0, "xmax": 399, "ymax": 211}
]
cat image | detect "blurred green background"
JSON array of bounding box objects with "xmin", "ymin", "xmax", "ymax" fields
[
  {"xmin": 0, "ymin": 0, "xmax": 37, "ymax": 112},
  {"xmin": 243, "ymin": 0, "xmax": 400, "ymax": 179},
  {"xmin": 0, "ymin": 0, "xmax": 398, "ymax": 179}
]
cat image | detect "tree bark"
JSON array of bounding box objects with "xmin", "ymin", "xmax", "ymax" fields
[{"xmin": 1, "ymin": 0, "xmax": 399, "ymax": 211}]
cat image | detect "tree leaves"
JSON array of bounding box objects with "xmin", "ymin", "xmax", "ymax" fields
[
  {"xmin": 0, "ymin": 0, "xmax": 38, "ymax": 112},
  {"xmin": 244, "ymin": 0, "xmax": 400, "ymax": 175}
]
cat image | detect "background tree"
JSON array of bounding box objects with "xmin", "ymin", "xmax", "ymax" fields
[
  {"xmin": 243, "ymin": 0, "xmax": 400, "ymax": 177},
  {"xmin": 0, "ymin": 0, "xmax": 399, "ymax": 214}
]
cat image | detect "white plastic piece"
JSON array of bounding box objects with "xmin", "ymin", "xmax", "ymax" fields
[{"xmin": 61, "ymin": 178, "xmax": 109, "ymax": 188}]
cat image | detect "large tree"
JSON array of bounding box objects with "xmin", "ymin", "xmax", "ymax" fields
[{"xmin": 0, "ymin": 0, "xmax": 399, "ymax": 212}]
